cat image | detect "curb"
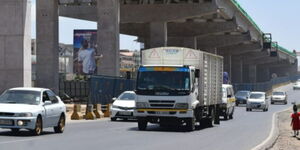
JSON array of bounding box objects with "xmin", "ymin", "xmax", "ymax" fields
[{"xmin": 251, "ymin": 107, "xmax": 290, "ymax": 150}]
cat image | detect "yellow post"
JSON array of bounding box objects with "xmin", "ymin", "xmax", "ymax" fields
[
  {"xmin": 94, "ymin": 104, "xmax": 104, "ymax": 118},
  {"xmin": 85, "ymin": 104, "xmax": 96, "ymax": 120},
  {"xmin": 71, "ymin": 104, "xmax": 81, "ymax": 120},
  {"xmin": 104, "ymin": 104, "xmax": 111, "ymax": 117}
]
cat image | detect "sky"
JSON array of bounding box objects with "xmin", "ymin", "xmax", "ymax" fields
[{"xmin": 31, "ymin": 0, "xmax": 300, "ymax": 52}]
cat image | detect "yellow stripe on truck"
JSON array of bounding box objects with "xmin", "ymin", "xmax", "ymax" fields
[
  {"xmin": 227, "ymin": 98, "xmax": 236, "ymax": 103},
  {"xmin": 137, "ymin": 109, "xmax": 189, "ymax": 112}
]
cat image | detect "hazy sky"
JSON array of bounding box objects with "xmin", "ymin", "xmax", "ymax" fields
[{"xmin": 31, "ymin": 0, "xmax": 300, "ymax": 52}]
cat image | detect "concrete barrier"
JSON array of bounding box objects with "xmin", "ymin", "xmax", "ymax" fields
[
  {"xmin": 94, "ymin": 104, "xmax": 104, "ymax": 118},
  {"xmin": 85, "ymin": 104, "xmax": 96, "ymax": 120},
  {"xmin": 103, "ymin": 104, "xmax": 111, "ymax": 117},
  {"xmin": 71, "ymin": 104, "xmax": 82, "ymax": 120}
]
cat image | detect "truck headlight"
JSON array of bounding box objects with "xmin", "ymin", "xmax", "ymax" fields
[
  {"xmin": 15, "ymin": 113, "xmax": 33, "ymax": 117},
  {"xmin": 175, "ymin": 103, "xmax": 188, "ymax": 109},
  {"xmin": 136, "ymin": 102, "xmax": 148, "ymax": 108}
]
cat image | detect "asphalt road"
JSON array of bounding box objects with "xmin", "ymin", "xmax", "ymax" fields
[{"xmin": 0, "ymin": 84, "xmax": 299, "ymax": 150}]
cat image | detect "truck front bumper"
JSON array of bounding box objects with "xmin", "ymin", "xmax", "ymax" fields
[{"xmin": 134, "ymin": 108, "xmax": 193, "ymax": 118}]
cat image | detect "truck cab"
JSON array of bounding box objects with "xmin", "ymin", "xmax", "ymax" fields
[
  {"xmin": 134, "ymin": 65, "xmax": 199, "ymax": 130},
  {"xmin": 220, "ymin": 84, "xmax": 235, "ymax": 120}
]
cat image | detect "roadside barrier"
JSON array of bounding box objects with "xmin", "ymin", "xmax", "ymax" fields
[
  {"xmin": 85, "ymin": 104, "xmax": 96, "ymax": 120},
  {"xmin": 94, "ymin": 104, "xmax": 104, "ymax": 118},
  {"xmin": 71, "ymin": 104, "xmax": 82, "ymax": 120},
  {"xmin": 102, "ymin": 104, "xmax": 111, "ymax": 117}
]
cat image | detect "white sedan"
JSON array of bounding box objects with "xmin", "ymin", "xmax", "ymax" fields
[
  {"xmin": 110, "ymin": 91, "xmax": 136, "ymax": 121},
  {"xmin": 271, "ymin": 91, "xmax": 287, "ymax": 104},
  {"xmin": 293, "ymin": 82, "xmax": 300, "ymax": 90},
  {"xmin": 246, "ymin": 92, "xmax": 269, "ymax": 112},
  {"xmin": 0, "ymin": 87, "xmax": 66, "ymax": 135}
]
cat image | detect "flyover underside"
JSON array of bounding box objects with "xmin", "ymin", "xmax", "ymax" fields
[{"xmin": 34, "ymin": 0, "xmax": 298, "ymax": 92}]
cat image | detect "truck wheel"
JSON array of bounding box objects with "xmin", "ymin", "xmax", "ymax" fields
[
  {"xmin": 138, "ymin": 118, "xmax": 147, "ymax": 131},
  {"xmin": 31, "ymin": 116, "xmax": 43, "ymax": 136},
  {"xmin": 186, "ymin": 118, "xmax": 195, "ymax": 131},
  {"xmin": 224, "ymin": 114, "xmax": 228, "ymax": 120},
  {"xmin": 54, "ymin": 114, "xmax": 65, "ymax": 133},
  {"xmin": 229, "ymin": 107, "xmax": 234, "ymax": 119}
]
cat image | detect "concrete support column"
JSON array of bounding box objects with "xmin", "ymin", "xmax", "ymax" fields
[
  {"xmin": 249, "ymin": 65, "xmax": 257, "ymax": 83},
  {"xmin": 36, "ymin": 0, "xmax": 59, "ymax": 93},
  {"xmin": 223, "ymin": 54, "xmax": 232, "ymax": 82},
  {"xmin": 257, "ymin": 65, "xmax": 270, "ymax": 82},
  {"xmin": 183, "ymin": 37, "xmax": 197, "ymax": 49},
  {"xmin": 0, "ymin": 0, "xmax": 31, "ymax": 93},
  {"xmin": 97, "ymin": 0, "xmax": 120, "ymax": 76},
  {"xmin": 149, "ymin": 22, "xmax": 167, "ymax": 48},
  {"xmin": 231, "ymin": 59, "xmax": 243, "ymax": 83}
]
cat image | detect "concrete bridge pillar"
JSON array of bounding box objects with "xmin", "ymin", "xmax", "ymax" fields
[
  {"xmin": 231, "ymin": 59, "xmax": 243, "ymax": 83},
  {"xmin": 183, "ymin": 37, "xmax": 197, "ymax": 49},
  {"xmin": 36, "ymin": 0, "xmax": 59, "ymax": 93},
  {"xmin": 0, "ymin": 0, "xmax": 31, "ymax": 93},
  {"xmin": 257, "ymin": 65, "xmax": 270, "ymax": 82},
  {"xmin": 97, "ymin": 0, "xmax": 120, "ymax": 76},
  {"xmin": 149, "ymin": 22, "xmax": 167, "ymax": 48},
  {"xmin": 223, "ymin": 54, "xmax": 232, "ymax": 82},
  {"xmin": 249, "ymin": 65, "xmax": 257, "ymax": 83}
]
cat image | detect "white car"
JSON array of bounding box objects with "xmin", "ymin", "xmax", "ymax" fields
[
  {"xmin": 110, "ymin": 91, "xmax": 136, "ymax": 121},
  {"xmin": 246, "ymin": 92, "xmax": 269, "ymax": 112},
  {"xmin": 271, "ymin": 91, "xmax": 287, "ymax": 104},
  {"xmin": 293, "ymin": 82, "xmax": 300, "ymax": 90},
  {"xmin": 0, "ymin": 87, "xmax": 66, "ymax": 135}
]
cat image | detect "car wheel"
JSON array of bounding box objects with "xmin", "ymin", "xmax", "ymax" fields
[
  {"xmin": 11, "ymin": 128, "xmax": 20, "ymax": 135},
  {"xmin": 284, "ymin": 101, "xmax": 287, "ymax": 105},
  {"xmin": 123, "ymin": 118, "xmax": 128, "ymax": 121},
  {"xmin": 54, "ymin": 114, "xmax": 65, "ymax": 133},
  {"xmin": 138, "ymin": 118, "xmax": 147, "ymax": 131},
  {"xmin": 110, "ymin": 117, "xmax": 117, "ymax": 121},
  {"xmin": 31, "ymin": 116, "xmax": 42, "ymax": 136},
  {"xmin": 271, "ymin": 101, "xmax": 274, "ymax": 104},
  {"xmin": 249, "ymin": 109, "xmax": 252, "ymax": 112},
  {"xmin": 246, "ymin": 108, "xmax": 249, "ymax": 111}
]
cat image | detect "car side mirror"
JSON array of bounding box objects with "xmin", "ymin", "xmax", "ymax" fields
[
  {"xmin": 44, "ymin": 100, "xmax": 52, "ymax": 106},
  {"xmin": 195, "ymin": 69, "xmax": 200, "ymax": 78},
  {"xmin": 112, "ymin": 97, "xmax": 117, "ymax": 103}
]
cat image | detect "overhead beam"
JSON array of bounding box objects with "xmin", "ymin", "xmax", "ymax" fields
[
  {"xmin": 120, "ymin": 21, "xmax": 237, "ymax": 37},
  {"xmin": 244, "ymin": 57, "xmax": 278, "ymax": 65},
  {"xmin": 217, "ymin": 43, "xmax": 262, "ymax": 55},
  {"xmin": 59, "ymin": 3, "xmax": 218, "ymax": 23},
  {"xmin": 197, "ymin": 33, "xmax": 251, "ymax": 49}
]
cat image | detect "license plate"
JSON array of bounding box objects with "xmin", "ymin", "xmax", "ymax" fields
[
  {"xmin": 156, "ymin": 111, "xmax": 169, "ymax": 115},
  {"xmin": 119, "ymin": 111, "xmax": 131, "ymax": 116},
  {"xmin": 0, "ymin": 119, "xmax": 13, "ymax": 125}
]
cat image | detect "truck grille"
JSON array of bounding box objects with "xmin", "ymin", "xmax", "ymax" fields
[{"xmin": 149, "ymin": 100, "xmax": 175, "ymax": 108}]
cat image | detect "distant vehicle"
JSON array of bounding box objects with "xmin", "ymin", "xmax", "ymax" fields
[
  {"xmin": 0, "ymin": 87, "xmax": 66, "ymax": 136},
  {"xmin": 271, "ymin": 91, "xmax": 287, "ymax": 104},
  {"xmin": 220, "ymin": 84, "xmax": 235, "ymax": 120},
  {"xmin": 110, "ymin": 91, "xmax": 136, "ymax": 121},
  {"xmin": 235, "ymin": 90, "xmax": 251, "ymax": 106},
  {"xmin": 246, "ymin": 92, "xmax": 269, "ymax": 112},
  {"xmin": 293, "ymin": 82, "xmax": 300, "ymax": 90}
]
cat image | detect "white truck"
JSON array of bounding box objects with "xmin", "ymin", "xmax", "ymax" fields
[{"xmin": 134, "ymin": 47, "xmax": 223, "ymax": 131}]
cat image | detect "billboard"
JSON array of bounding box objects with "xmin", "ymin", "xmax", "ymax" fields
[{"xmin": 73, "ymin": 30, "xmax": 98, "ymax": 75}]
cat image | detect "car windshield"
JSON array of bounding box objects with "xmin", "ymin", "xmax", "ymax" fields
[
  {"xmin": 272, "ymin": 92, "xmax": 284, "ymax": 95},
  {"xmin": 0, "ymin": 90, "xmax": 40, "ymax": 105},
  {"xmin": 235, "ymin": 91, "xmax": 249, "ymax": 97},
  {"xmin": 119, "ymin": 93, "xmax": 136, "ymax": 100},
  {"xmin": 250, "ymin": 93, "xmax": 264, "ymax": 99}
]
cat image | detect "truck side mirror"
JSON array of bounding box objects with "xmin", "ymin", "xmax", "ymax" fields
[{"xmin": 195, "ymin": 69, "xmax": 200, "ymax": 78}]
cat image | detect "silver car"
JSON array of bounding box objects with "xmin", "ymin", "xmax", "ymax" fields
[
  {"xmin": 0, "ymin": 87, "xmax": 66, "ymax": 135},
  {"xmin": 110, "ymin": 91, "xmax": 136, "ymax": 121},
  {"xmin": 271, "ymin": 91, "xmax": 287, "ymax": 104}
]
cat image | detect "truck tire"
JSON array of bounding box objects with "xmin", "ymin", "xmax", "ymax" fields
[
  {"xmin": 138, "ymin": 118, "xmax": 147, "ymax": 131},
  {"xmin": 214, "ymin": 104, "xmax": 220, "ymax": 125},
  {"xmin": 224, "ymin": 113, "xmax": 228, "ymax": 120},
  {"xmin": 186, "ymin": 117, "xmax": 195, "ymax": 131},
  {"xmin": 229, "ymin": 107, "xmax": 234, "ymax": 119}
]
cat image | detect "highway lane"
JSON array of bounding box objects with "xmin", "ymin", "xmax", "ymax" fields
[{"xmin": 0, "ymin": 84, "xmax": 299, "ymax": 150}]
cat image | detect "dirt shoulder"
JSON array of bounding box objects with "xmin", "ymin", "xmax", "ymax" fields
[{"xmin": 270, "ymin": 109, "xmax": 300, "ymax": 150}]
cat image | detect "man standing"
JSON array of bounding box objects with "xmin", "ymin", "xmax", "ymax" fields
[{"xmin": 77, "ymin": 40, "xmax": 96, "ymax": 75}]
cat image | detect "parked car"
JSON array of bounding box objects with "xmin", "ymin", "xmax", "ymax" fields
[
  {"xmin": 293, "ymin": 82, "xmax": 300, "ymax": 90},
  {"xmin": 235, "ymin": 90, "xmax": 251, "ymax": 106},
  {"xmin": 246, "ymin": 92, "xmax": 269, "ymax": 112},
  {"xmin": 271, "ymin": 91, "xmax": 287, "ymax": 104},
  {"xmin": 110, "ymin": 91, "xmax": 136, "ymax": 121},
  {"xmin": 0, "ymin": 87, "xmax": 66, "ymax": 135},
  {"xmin": 220, "ymin": 84, "xmax": 235, "ymax": 120}
]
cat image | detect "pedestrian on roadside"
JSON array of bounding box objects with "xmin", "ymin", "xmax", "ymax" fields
[{"xmin": 290, "ymin": 104, "xmax": 300, "ymax": 137}]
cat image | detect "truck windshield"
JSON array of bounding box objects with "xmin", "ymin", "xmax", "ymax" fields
[
  {"xmin": 137, "ymin": 68, "xmax": 190, "ymax": 95},
  {"xmin": 0, "ymin": 90, "xmax": 41, "ymax": 105}
]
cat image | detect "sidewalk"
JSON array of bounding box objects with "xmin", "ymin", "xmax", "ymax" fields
[{"xmin": 270, "ymin": 109, "xmax": 300, "ymax": 150}]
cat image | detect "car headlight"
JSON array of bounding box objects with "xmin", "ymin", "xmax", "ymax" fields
[
  {"xmin": 15, "ymin": 113, "xmax": 33, "ymax": 117},
  {"xmin": 175, "ymin": 103, "xmax": 188, "ymax": 109},
  {"xmin": 136, "ymin": 102, "xmax": 148, "ymax": 108}
]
